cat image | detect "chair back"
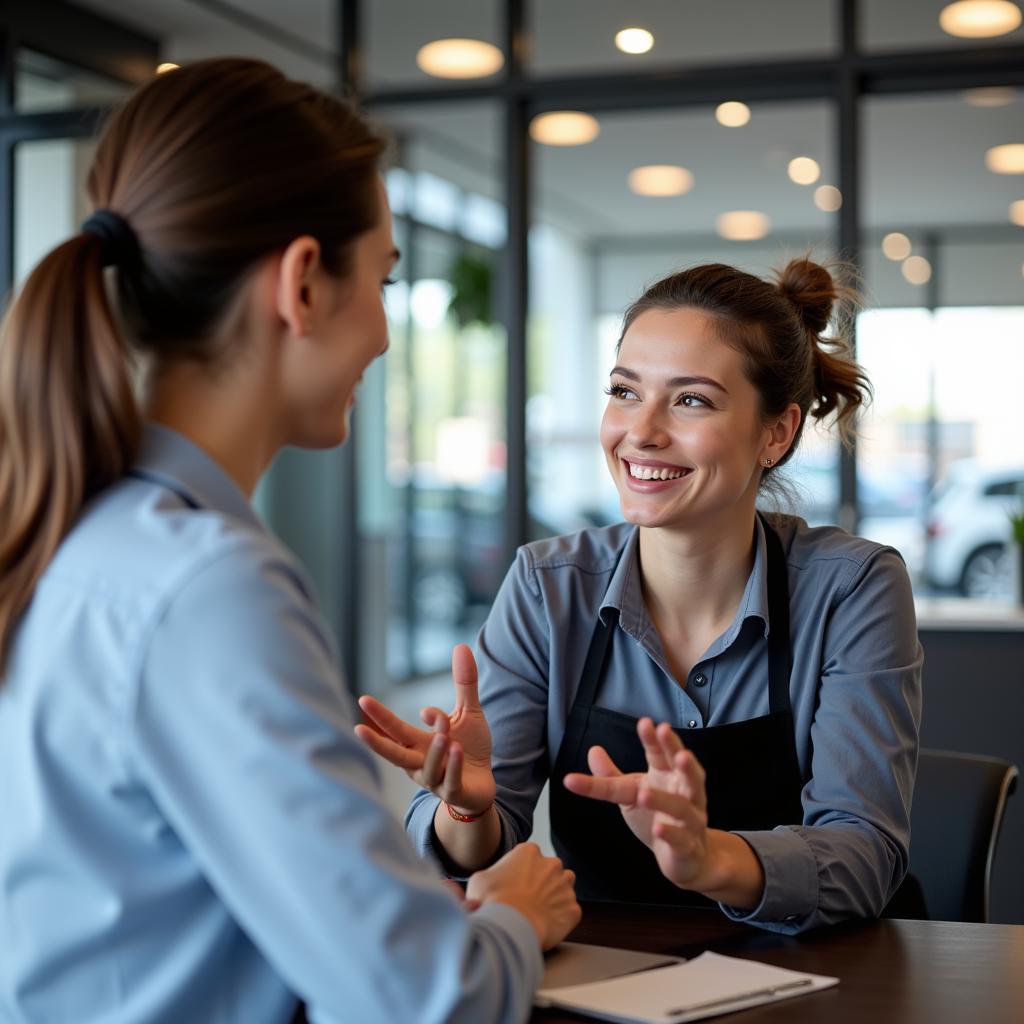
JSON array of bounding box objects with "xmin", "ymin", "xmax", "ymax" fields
[{"xmin": 909, "ymin": 748, "xmax": 1018, "ymax": 923}]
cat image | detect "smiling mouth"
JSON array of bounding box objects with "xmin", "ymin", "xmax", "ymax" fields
[{"xmin": 624, "ymin": 460, "xmax": 692, "ymax": 482}]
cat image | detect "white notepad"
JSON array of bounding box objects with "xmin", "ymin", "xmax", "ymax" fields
[{"xmin": 534, "ymin": 950, "xmax": 838, "ymax": 1024}]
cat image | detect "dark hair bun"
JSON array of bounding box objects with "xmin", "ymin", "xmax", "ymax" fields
[{"xmin": 775, "ymin": 258, "xmax": 835, "ymax": 335}]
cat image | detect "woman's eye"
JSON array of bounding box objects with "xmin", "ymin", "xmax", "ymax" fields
[
  {"xmin": 679, "ymin": 392, "xmax": 711, "ymax": 409},
  {"xmin": 604, "ymin": 384, "xmax": 637, "ymax": 400},
  {"xmin": 381, "ymin": 276, "xmax": 397, "ymax": 289}
]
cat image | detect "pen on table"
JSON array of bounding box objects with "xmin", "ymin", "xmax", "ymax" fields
[{"xmin": 667, "ymin": 976, "xmax": 814, "ymax": 1016}]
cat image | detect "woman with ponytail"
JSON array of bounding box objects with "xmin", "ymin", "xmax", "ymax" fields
[
  {"xmin": 362, "ymin": 258, "xmax": 923, "ymax": 934},
  {"xmin": 0, "ymin": 59, "xmax": 580, "ymax": 1024}
]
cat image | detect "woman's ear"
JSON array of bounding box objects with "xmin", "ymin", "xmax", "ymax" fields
[
  {"xmin": 275, "ymin": 236, "xmax": 323, "ymax": 338},
  {"xmin": 762, "ymin": 403, "xmax": 802, "ymax": 465}
]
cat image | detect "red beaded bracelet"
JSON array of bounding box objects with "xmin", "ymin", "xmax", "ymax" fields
[{"xmin": 444, "ymin": 801, "xmax": 492, "ymax": 823}]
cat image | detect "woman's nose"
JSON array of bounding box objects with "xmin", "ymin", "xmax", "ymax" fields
[{"xmin": 627, "ymin": 404, "xmax": 670, "ymax": 448}]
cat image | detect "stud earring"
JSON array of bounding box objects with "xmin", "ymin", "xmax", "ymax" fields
[{"xmin": 763, "ymin": 457, "xmax": 774, "ymax": 468}]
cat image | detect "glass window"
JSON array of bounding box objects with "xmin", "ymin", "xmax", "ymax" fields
[
  {"xmin": 528, "ymin": 99, "xmax": 841, "ymax": 540},
  {"xmin": 15, "ymin": 48, "xmax": 130, "ymax": 113},
  {"xmin": 861, "ymin": 0, "xmax": 1024, "ymax": 53},
  {"xmin": 858, "ymin": 89, "xmax": 1024, "ymax": 601},
  {"xmin": 528, "ymin": 0, "xmax": 836, "ymax": 76}
]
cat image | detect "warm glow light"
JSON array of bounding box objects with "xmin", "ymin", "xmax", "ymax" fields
[
  {"xmin": 416, "ymin": 39, "xmax": 504, "ymax": 79},
  {"xmin": 156, "ymin": 62, "xmax": 180, "ymax": 74},
  {"xmin": 964, "ymin": 86, "xmax": 1019, "ymax": 106},
  {"xmin": 882, "ymin": 232, "xmax": 912, "ymax": 260},
  {"xmin": 628, "ymin": 165, "xmax": 694, "ymax": 196},
  {"xmin": 615, "ymin": 28, "xmax": 654, "ymax": 54},
  {"xmin": 715, "ymin": 210, "xmax": 771, "ymax": 241},
  {"xmin": 1011, "ymin": 199, "xmax": 1024, "ymax": 225},
  {"xmin": 939, "ymin": 1, "xmax": 1022, "ymax": 38},
  {"xmin": 986, "ymin": 143, "xmax": 1024, "ymax": 173},
  {"xmin": 715, "ymin": 101, "xmax": 751, "ymax": 127},
  {"xmin": 788, "ymin": 156, "xmax": 821, "ymax": 185},
  {"xmin": 814, "ymin": 185, "xmax": 843, "ymax": 212},
  {"xmin": 529, "ymin": 111, "xmax": 600, "ymax": 146},
  {"xmin": 902, "ymin": 256, "xmax": 933, "ymax": 285}
]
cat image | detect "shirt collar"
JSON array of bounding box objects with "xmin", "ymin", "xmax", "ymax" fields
[
  {"xmin": 133, "ymin": 422, "xmax": 261, "ymax": 529},
  {"xmin": 600, "ymin": 515, "xmax": 772, "ymax": 649}
]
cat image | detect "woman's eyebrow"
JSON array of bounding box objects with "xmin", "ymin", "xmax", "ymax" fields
[{"xmin": 609, "ymin": 365, "xmax": 728, "ymax": 393}]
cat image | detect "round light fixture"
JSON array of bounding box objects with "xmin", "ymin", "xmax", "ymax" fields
[
  {"xmin": 985, "ymin": 143, "xmax": 1024, "ymax": 173},
  {"xmin": 615, "ymin": 28, "xmax": 654, "ymax": 54},
  {"xmin": 715, "ymin": 210, "xmax": 771, "ymax": 241},
  {"xmin": 529, "ymin": 111, "xmax": 600, "ymax": 146},
  {"xmin": 939, "ymin": 1, "xmax": 1022, "ymax": 38},
  {"xmin": 901, "ymin": 256, "xmax": 933, "ymax": 285},
  {"xmin": 1011, "ymin": 199, "xmax": 1024, "ymax": 225},
  {"xmin": 715, "ymin": 101, "xmax": 751, "ymax": 127},
  {"xmin": 813, "ymin": 185, "xmax": 843, "ymax": 212},
  {"xmin": 156, "ymin": 62, "xmax": 180, "ymax": 74},
  {"xmin": 882, "ymin": 232, "xmax": 912, "ymax": 261},
  {"xmin": 964, "ymin": 86, "xmax": 1019, "ymax": 107},
  {"xmin": 628, "ymin": 165, "xmax": 694, "ymax": 196},
  {"xmin": 416, "ymin": 39, "xmax": 504, "ymax": 79},
  {"xmin": 788, "ymin": 156, "xmax": 821, "ymax": 185}
]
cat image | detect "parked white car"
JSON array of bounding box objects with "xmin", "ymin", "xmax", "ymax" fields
[{"xmin": 923, "ymin": 461, "xmax": 1024, "ymax": 599}]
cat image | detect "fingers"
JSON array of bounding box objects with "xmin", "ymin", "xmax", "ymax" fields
[
  {"xmin": 419, "ymin": 706, "xmax": 451, "ymax": 735},
  {"xmin": 451, "ymin": 643, "xmax": 481, "ymax": 712},
  {"xmin": 586, "ymin": 744, "xmax": 622, "ymax": 778},
  {"xmin": 562, "ymin": 770, "xmax": 640, "ymax": 806},
  {"xmin": 358, "ymin": 695, "xmax": 426, "ymax": 747},
  {"xmin": 637, "ymin": 717, "xmax": 673, "ymax": 772},
  {"xmin": 419, "ymin": 730, "xmax": 452, "ymax": 789},
  {"xmin": 353, "ymin": 723, "xmax": 425, "ymax": 771},
  {"xmin": 637, "ymin": 784, "xmax": 706, "ymax": 831}
]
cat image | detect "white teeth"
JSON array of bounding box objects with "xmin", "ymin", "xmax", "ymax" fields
[{"xmin": 628, "ymin": 463, "xmax": 685, "ymax": 481}]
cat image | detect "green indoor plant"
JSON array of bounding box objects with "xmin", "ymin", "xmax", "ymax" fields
[{"xmin": 1010, "ymin": 503, "xmax": 1024, "ymax": 605}]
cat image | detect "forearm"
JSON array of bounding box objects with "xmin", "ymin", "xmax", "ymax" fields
[
  {"xmin": 432, "ymin": 800, "xmax": 504, "ymax": 874},
  {"xmin": 691, "ymin": 830, "xmax": 765, "ymax": 911}
]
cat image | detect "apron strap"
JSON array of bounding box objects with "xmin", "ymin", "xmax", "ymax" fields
[{"xmin": 760, "ymin": 512, "xmax": 794, "ymax": 717}]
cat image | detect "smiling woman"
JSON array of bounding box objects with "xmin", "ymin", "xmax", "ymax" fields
[{"xmin": 360, "ymin": 256, "xmax": 925, "ymax": 933}]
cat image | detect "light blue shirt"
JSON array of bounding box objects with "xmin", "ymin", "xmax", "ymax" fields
[
  {"xmin": 408, "ymin": 516, "xmax": 923, "ymax": 934},
  {"xmin": 0, "ymin": 424, "xmax": 541, "ymax": 1024}
]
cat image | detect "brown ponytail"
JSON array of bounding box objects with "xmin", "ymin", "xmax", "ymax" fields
[
  {"xmin": 0, "ymin": 58, "xmax": 385, "ymax": 673},
  {"xmin": 618, "ymin": 255, "xmax": 872, "ymax": 468}
]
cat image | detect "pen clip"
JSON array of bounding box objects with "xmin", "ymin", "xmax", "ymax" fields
[{"xmin": 667, "ymin": 976, "xmax": 814, "ymax": 1017}]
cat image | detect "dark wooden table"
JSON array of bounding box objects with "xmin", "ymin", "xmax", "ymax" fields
[{"xmin": 532, "ymin": 902, "xmax": 1024, "ymax": 1023}]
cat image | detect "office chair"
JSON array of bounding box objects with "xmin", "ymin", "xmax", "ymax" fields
[{"xmin": 906, "ymin": 748, "xmax": 1019, "ymax": 923}]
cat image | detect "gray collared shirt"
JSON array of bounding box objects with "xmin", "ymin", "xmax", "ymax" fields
[{"xmin": 408, "ymin": 514, "xmax": 923, "ymax": 934}]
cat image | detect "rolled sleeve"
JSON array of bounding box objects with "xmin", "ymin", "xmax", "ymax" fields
[{"xmin": 133, "ymin": 540, "xmax": 542, "ymax": 1024}]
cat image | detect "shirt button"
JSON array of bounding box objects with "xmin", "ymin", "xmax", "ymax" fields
[
  {"xmin": 688, "ymin": 720, "xmax": 698, "ymax": 728},
  {"xmin": 692, "ymin": 672, "xmax": 707, "ymax": 687}
]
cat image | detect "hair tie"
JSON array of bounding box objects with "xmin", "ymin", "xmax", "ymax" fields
[{"xmin": 80, "ymin": 209, "xmax": 140, "ymax": 268}]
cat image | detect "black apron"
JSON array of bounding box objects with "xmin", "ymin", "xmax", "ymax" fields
[{"xmin": 549, "ymin": 515, "xmax": 805, "ymax": 906}]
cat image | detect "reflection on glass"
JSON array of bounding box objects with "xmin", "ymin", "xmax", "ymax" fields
[{"xmin": 16, "ymin": 48, "xmax": 129, "ymax": 113}]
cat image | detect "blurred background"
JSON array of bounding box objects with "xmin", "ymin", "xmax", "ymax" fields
[{"xmin": 3, "ymin": 0, "xmax": 1024, "ymax": 696}]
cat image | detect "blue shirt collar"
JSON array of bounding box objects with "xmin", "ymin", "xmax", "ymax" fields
[
  {"xmin": 133, "ymin": 423, "xmax": 261, "ymax": 529},
  {"xmin": 601, "ymin": 515, "xmax": 772, "ymax": 650}
]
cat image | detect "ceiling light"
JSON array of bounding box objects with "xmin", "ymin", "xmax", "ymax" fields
[
  {"xmin": 715, "ymin": 101, "xmax": 751, "ymax": 127},
  {"xmin": 156, "ymin": 62, "xmax": 179, "ymax": 74},
  {"xmin": 882, "ymin": 232, "xmax": 912, "ymax": 260},
  {"xmin": 964, "ymin": 86, "xmax": 1019, "ymax": 107},
  {"xmin": 715, "ymin": 211, "xmax": 771, "ymax": 241},
  {"xmin": 813, "ymin": 185, "xmax": 842, "ymax": 212},
  {"xmin": 615, "ymin": 28, "xmax": 654, "ymax": 54},
  {"xmin": 416, "ymin": 39, "xmax": 504, "ymax": 79},
  {"xmin": 986, "ymin": 143, "xmax": 1024, "ymax": 173},
  {"xmin": 902, "ymin": 256, "xmax": 933, "ymax": 285},
  {"xmin": 939, "ymin": 1, "xmax": 1022, "ymax": 38},
  {"xmin": 530, "ymin": 111, "xmax": 600, "ymax": 146},
  {"xmin": 1011, "ymin": 199, "xmax": 1024, "ymax": 225},
  {"xmin": 788, "ymin": 156, "xmax": 821, "ymax": 185},
  {"xmin": 628, "ymin": 165, "xmax": 694, "ymax": 196}
]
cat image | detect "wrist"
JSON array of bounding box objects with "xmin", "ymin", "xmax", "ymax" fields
[
  {"xmin": 694, "ymin": 831, "xmax": 765, "ymax": 908},
  {"xmin": 445, "ymin": 800, "xmax": 494, "ymax": 823}
]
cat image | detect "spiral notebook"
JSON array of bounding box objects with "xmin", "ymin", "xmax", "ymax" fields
[{"xmin": 535, "ymin": 950, "xmax": 838, "ymax": 1024}]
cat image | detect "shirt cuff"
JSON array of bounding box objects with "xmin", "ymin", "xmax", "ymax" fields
[
  {"xmin": 720, "ymin": 827, "xmax": 819, "ymax": 926},
  {"xmin": 472, "ymin": 901, "xmax": 544, "ymax": 990}
]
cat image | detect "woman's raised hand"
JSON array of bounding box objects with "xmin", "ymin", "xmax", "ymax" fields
[
  {"xmin": 562, "ymin": 717, "xmax": 713, "ymax": 889},
  {"xmin": 355, "ymin": 643, "xmax": 496, "ymax": 816}
]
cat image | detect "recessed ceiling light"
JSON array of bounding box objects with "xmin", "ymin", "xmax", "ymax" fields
[
  {"xmin": 715, "ymin": 211, "xmax": 771, "ymax": 241},
  {"xmin": 715, "ymin": 101, "xmax": 751, "ymax": 127},
  {"xmin": 788, "ymin": 156, "xmax": 821, "ymax": 185},
  {"xmin": 156, "ymin": 62, "xmax": 180, "ymax": 74},
  {"xmin": 902, "ymin": 256, "xmax": 933, "ymax": 285},
  {"xmin": 416, "ymin": 39, "xmax": 504, "ymax": 79},
  {"xmin": 628, "ymin": 165, "xmax": 694, "ymax": 196},
  {"xmin": 964, "ymin": 86, "xmax": 1019, "ymax": 107},
  {"xmin": 813, "ymin": 185, "xmax": 843, "ymax": 212},
  {"xmin": 939, "ymin": 1, "xmax": 1022, "ymax": 38},
  {"xmin": 986, "ymin": 143, "xmax": 1024, "ymax": 173},
  {"xmin": 882, "ymin": 232, "xmax": 913, "ymax": 260},
  {"xmin": 529, "ymin": 111, "xmax": 600, "ymax": 146},
  {"xmin": 615, "ymin": 28, "xmax": 654, "ymax": 54},
  {"xmin": 1010, "ymin": 199, "xmax": 1024, "ymax": 225}
]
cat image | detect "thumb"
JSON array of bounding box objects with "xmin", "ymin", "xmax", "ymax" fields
[{"xmin": 451, "ymin": 643, "xmax": 481, "ymax": 711}]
